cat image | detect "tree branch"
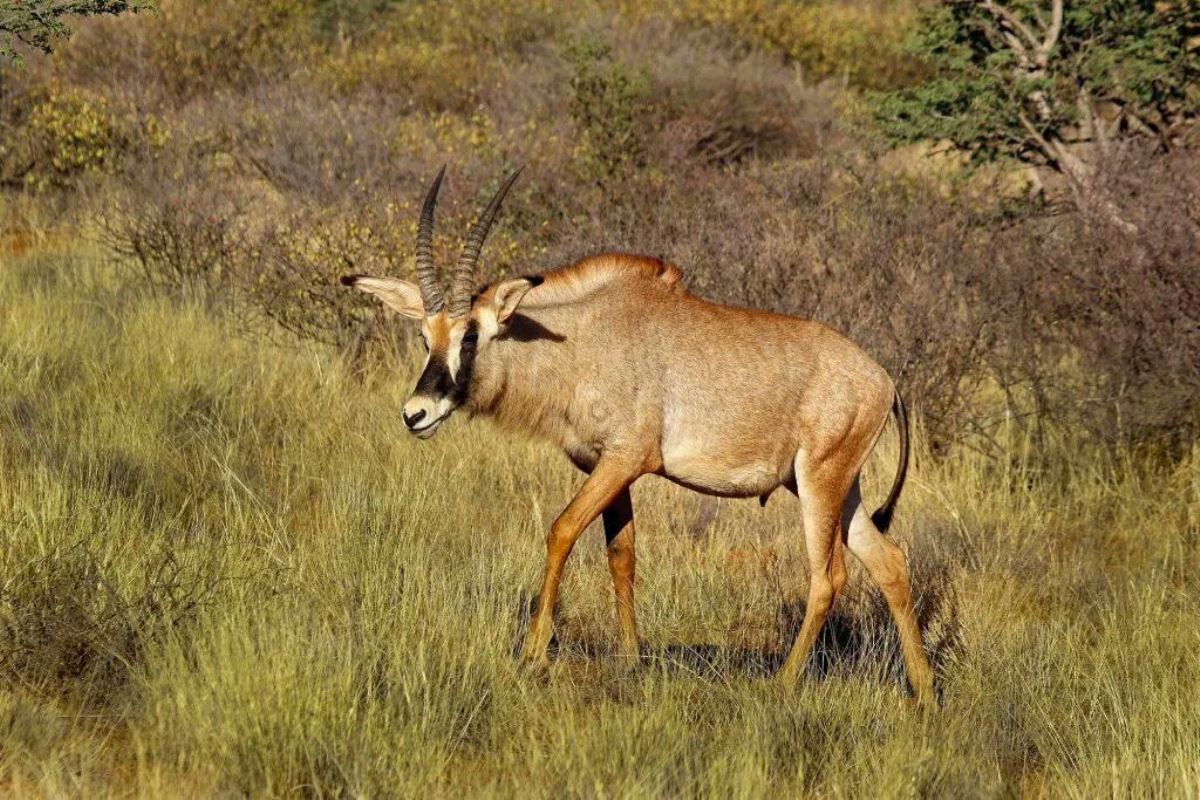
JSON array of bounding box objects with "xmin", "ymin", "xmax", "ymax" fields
[
  {"xmin": 1037, "ymin": 0, "xmax": 1063, "ymax": 67},
  {"xmin": 981, "ymin": 1, "xmax": 1041, "ymax": 53},
  {"xmin": 1017, "ymin": 111, "xmax": 1057, "ymax": 163}
]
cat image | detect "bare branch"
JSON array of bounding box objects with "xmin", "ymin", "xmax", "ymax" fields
[
  {"xmin": 1037, "ymin": 0, "xmax": 1063, "ymax": 66},
  {"xmin": 999, "ymin": 27, "xmax": 1033, "ymax": 70},
  {"xmin": 1017, "ymin": 111, "xmax": 1056, "ymax": 160},
  {"xmin": 981, "ymin": 1, "xmax": 1041, "ymax": 53}
]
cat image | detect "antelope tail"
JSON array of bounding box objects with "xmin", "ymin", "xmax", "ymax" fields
[{"xmin": 870, "ymin": 390, "xmax": 909, "ymax": 534}]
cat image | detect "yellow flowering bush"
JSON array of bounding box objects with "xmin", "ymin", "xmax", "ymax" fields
[{"xmin": 21, "ymin": 87, "xmax": 126, "ymax": 190}]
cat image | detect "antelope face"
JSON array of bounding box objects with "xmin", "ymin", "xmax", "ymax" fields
[
  {"xmin": 341, "ymin": 164, "xmax": 526, "ymax": 439},
  {"xmin": 405, "ymin": 277, "xmax": 539, "ymax": 438},
  {"xmin": 403, "ymin": 312, "xmax": 473, "ymax": 438},
  {"xmin": 340, "ymin": 276, "xmax": 539, "ymax": 438}
]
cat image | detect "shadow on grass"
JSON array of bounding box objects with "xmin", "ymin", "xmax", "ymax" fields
[{"xmin": 512, "ymin": 561, "xmax": 962, "ymax": 698}]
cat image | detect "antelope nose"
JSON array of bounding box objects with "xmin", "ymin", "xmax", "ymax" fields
[{"xmin": 403, "ymin": 409, "xmax": 427, "ymax": 429}]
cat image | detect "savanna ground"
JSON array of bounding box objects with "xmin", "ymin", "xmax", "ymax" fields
[{"xmin": 2, "ymin": 1, "xmax": 1199, "ymax": 797}]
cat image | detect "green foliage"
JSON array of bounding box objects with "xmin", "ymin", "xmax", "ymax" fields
[
  {"xmin": 0, "ymin": 0, "xmax": 154, "ymax": 66},
  {"xmin": 871, "ymin": 1, "xmax": 1200, "ymax": 166},
  {"xmin": 565, "ymin": 39, "xmax": 652, "ymax": 179}
]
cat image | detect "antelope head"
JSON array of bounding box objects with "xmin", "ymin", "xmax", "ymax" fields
[{"xmin": 341, "ymin": 166, "xmax": 535, "ymax": 439}]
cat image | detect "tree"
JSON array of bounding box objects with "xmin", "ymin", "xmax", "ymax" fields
[
  {"xmin": 872, "ymin": 1, "xmax": 1200, "ymax": 226},
  {"xmin": 1, "ymin": 0, "xmax": 154, "ymax": 67}
]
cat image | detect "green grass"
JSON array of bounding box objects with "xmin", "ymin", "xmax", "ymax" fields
[{"xmin": 2, "ymin": 245, "xmax": 1199, "ymax": 797}]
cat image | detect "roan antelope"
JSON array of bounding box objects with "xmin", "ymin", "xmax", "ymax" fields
[{"xmin": 342, "ymin": 167, "xmax": 935, "ymax": 704}]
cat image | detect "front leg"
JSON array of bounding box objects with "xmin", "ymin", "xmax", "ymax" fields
[{"xmin": 520, "ymin": 456, "xmax": 642, "ymax": 670}]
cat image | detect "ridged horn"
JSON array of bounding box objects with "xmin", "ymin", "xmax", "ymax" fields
[
  {"xmin": 447, "ymin": 166, "xmax": 523, "ymax": 318},
  {"xmin": 415, "ymin": 165, "xmax": 446, "ymax": 315}
]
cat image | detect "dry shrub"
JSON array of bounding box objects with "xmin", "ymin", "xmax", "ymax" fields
[
  {"xmin": 0, "ymin": 542, "xmax": 221, "ymax": 705},
  {"xmin": 316, "ymin": 0, "xmax": 568, "ymax": 110},
  {"xmin": 0, "ymin": 84, "xmax": 161, "ymax": 191},
  {"xmin": 99, "ymin": 161, "xmax": 250, "ymax": 302},
  {"xmin": 30, "ymin": 0, "xmax": 314, "ymax": 111},
  {"xmin": 632, "ymin": 25, "xmax": 842, "ymax": 167},
  {"xmin": 202, "ymin": 84, "xmax": 407, "ymax": 206},
  {"xmin": 559, "ymin": 24, "xmax": 842, "ymax": 180},
  {"xmin": 153, "ymin": 0, "xmax": 311, "ymax": 100},
  {"xmin": 241, "ymin": 209, "xmax": 412, "ymax": 356},
  {"xmin": 1041, "ymin": 145, "xmax": 1200, "ymax": 451}
]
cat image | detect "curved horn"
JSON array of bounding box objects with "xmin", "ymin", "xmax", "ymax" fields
[
  {"xmin": 447, "ymin": 166, "xmax": 523, "ymax": 318},
  {"xmin": 415, "ymin": 165, "xmax": 447, "ymax": 315}
]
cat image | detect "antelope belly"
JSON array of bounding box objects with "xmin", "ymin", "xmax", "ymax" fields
[{"xmin": 659, "ymin": 445, "xmax": 783, "ymax": 498}]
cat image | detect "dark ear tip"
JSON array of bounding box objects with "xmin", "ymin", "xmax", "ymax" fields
[
  {"xmin": 339, "ymin": 274, "xmax": 360, "ymax": 287},
  {"xmin": 524, "ymin": 274, "xmax": 544, "ymax": 287}
]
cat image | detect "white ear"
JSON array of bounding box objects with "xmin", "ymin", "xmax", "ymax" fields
[
  {"xmin": 341, "ymin": 275, "xmax": 425, "ymax": 319},
  {"xmin": 491, "ymin": 277, "xmax": 540, "ymax": 324}
]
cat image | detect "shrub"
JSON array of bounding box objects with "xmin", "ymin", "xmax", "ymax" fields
[
  {"xmin": 615, "ymin": 24, "xmax": 841, "ymax": 168},
  {"xmin": 1, "ymin": 85, "xmax": 128, "ymax": 190},
  {"xmin": 240, "ymin": 210, "xmax": 412, "ymax": 357},
  {"xmin": 145, "ymin": 0, "xmax": 313, "ymax": 102},
  {"xmin": 565, "ymin": 39, "xmax": 653, "ymax": 180},
  {"xmin": 0, "ymin": 541, "xmax": 221, "ymax": 705},
  {"xmin": 1042, "ymin": 145, "xmax": 1200, "ymax": 452},
  {"xmin": 99, "ymin": 164, "xmax": 249, "ymax": 302},
  {"xmin": 316, "ymin": 0, "xmax": 568, "ymax": 109}
]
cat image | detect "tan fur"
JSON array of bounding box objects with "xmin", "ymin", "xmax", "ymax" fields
[
  {"xmin": 473, "ymin": 254, "xmax": 932, "ymax": 702},
  {"xmin": 469, "ymin": 254, "xmax": 890, "ymax": 490},
  {"xmin": 350, "ymin": 251, "xmax": 935, "ymax": 704}
]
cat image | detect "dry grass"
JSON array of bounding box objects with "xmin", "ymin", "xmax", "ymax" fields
[
  {"xmin": 2, "ymin": 2, "xmax": 1199, "ymax": 794},
  {"xmin": 2, "ymin": 237, "xmax": 1198, "ymax": 797}
]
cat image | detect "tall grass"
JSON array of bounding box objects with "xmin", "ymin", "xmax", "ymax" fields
[{"xmin": 2, "ymin": 240, "xmax": 1198, "ymax": 796}]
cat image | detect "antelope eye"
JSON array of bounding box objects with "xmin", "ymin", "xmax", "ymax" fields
[{"xmin": 462, "ymin": 331, "xmax": 479, "ymax": 345}]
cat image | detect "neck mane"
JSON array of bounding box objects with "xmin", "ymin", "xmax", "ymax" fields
[{"xmin": 517, "ymin": 252, "xmax": 685, "ymax": 309}]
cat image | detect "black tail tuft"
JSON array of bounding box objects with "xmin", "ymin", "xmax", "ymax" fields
[
  {"xmin": 870, "ymin": 391, "xmax": 909, "ymax": 534},
  {"xmin": 870, "ymin": 505, "xmax": 896, "ymax": 534},
  {"xmin": 339, "ymin": 274, "xmax": 361, "ymax": 286}
]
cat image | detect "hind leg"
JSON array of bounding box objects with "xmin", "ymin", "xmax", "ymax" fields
[
  {"xmin": 603, "ymin": 487, "xmax": 640, "ymax": 667},
  {"xmin": 843, "ymin": 477, "xmax": 935, "ymax": 705},
  {"xmin": 777, "ymin": 460, "xmax": 850, "ymax": 688}
]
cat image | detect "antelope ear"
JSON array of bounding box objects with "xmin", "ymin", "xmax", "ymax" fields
[
  {"xmin": 340, "ymin": 275, "xmax": 425, "ymax": 319},
  {"xmin": 490, "ymin": 275, "xmax": 542, "ymax": 325}
]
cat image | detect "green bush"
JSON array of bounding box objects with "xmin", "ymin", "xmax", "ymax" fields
[{"xmin": 565, "ymin": 39, "xmax": 652, "ymax": 180}]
